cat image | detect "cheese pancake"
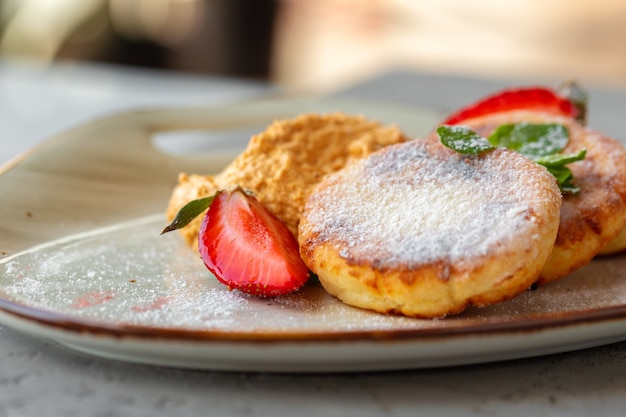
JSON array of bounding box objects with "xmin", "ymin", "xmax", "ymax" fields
[
  {"xmin": 599, "ymin": 229, "xmax": 626, "ymax": 255},
  {"xmin": 298, "ymin": 139, "xmax": 561, "ymax": 318},
  {"xmin": 460, "ymin": 110, "xmax": 626, "ymax": 284}
]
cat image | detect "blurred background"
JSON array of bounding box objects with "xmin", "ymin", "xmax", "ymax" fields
[{"xmin": 1, "ymin": 0, "xmax": 626, "ymax": 92}]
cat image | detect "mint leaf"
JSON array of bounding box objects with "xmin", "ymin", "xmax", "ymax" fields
[
  {"xmin": 161, "ymin": 194, "xmax": 216, "ymax": 234},
  {"xmin": 534, "ymin": 149, "xmax": 586, "ymax": 194},
  {"xmin": 559, "ymin": 177, "xmax": 581, "ymax": 194},
  {"xmin": 534, "ymin": 149, "xmax": 587, "ymax": 167},
  {"xmin": 488, "ymin": 123, "xmax": 569, "ymax": 159},
  {"xmin": 437, "ymin": 125, "xmax": 494, "ymax": 154},
  {"xmin": 543, "ymin": 164, "xmax": 574, "ymax": 185},
  {"xmin": 437, "ymin": 123, "xmax": 585, "ymax": 194},
  {"xmin": 547, "ymin": 162, "xmax": 580, "ymax": 194}
]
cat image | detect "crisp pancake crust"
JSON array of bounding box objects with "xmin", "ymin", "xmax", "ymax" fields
[
  {"xmin": 600, "ymin": 228, "xmax": 626, "ymax": 255},
  {"xmin": 166, "ymin": 113, "xmax": 407, "ymax": 250},
  {"xmin": 298, "ymin": 139, "xmax": 562, "ymax": 318},
  {"xmin": 460, "ymin": 110, "xmax": 626, "ymax": 283}
]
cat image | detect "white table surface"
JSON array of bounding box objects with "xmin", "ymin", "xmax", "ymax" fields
[{"xmin": 2, "ymin": 59, "xmax": 626, "ymax": 417}]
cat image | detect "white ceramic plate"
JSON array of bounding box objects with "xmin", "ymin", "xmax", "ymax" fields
[{"xmin": 2, "ymin": 97, "xmax": 626, "ymax": 373}]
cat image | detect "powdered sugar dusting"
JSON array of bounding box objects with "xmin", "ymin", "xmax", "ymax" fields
[
  {"xmin": 0, "ymin": 216, "xmax": 438, "ymax": 332},
  {"xmin": 305, "ymin": 140, "xmax": 556, "ymax": 269},
  {"xmin": 0, "ymin": 215, "xmax": 626, "ymax": 335}
]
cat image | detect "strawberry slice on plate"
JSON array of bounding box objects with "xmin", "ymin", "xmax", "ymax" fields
[
  {"xmin": 443, "ymin": 83, "xmax": 585, "ymax": 125},
  {"xmin": 162, "ymin": 187, "xmax": 310, "ymax": 297},
  {"xmin": 197, "ymin": 187, "xmax": 310, "ymax": 297}
]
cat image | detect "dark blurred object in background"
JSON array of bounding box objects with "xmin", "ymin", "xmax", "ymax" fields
[
  {"xmin": 0, "ymin": 0, "xmax": 277, "ymax": 80},
  {"xmin": 2, "ymin": 0, "xmax": 626, "ymax": 90}
]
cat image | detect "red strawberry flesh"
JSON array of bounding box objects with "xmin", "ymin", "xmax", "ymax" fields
[
  {"xmin": 443, "ymin": 87, "xmax": 579, "ymax": 125},
  {"xmin": 198, "ymin": 188, "xmax": 309, "ymax": 296}
]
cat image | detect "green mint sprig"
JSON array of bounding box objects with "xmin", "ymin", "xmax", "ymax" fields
[
  {"xmin": 161, "ymin": 187, "xmax": 257, "ymax": 234},
  {"xmin": 161, "ymin": 194, "xmax": 216, "ymax": 234},
  {"xmin": 436, "ymin": 123, "xmax": 586, "ymax": 194}
]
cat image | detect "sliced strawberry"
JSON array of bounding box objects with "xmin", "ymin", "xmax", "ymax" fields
[
  {"xmin": 443, "ymin": 87, "xmax": 581, "ymax": 125},
  {"xmin": 198, "ymin": 187, "xmax": 309, "ymax": 297}
]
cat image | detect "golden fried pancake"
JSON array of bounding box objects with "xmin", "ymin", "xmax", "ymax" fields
[
  {"xmin": 298, "ymin": 139, "xmax": 561, "ymax": 318},
  {"xmin": 166, "ymin": 113, "xmax": 408, "ymax": 250},
  {"xmin": 599, "ymin": 228, "xmax": 626, "ymax": 255},
  {"xmin": 460, "ymin": 110, "xmax": 626, "ymax": 284}
]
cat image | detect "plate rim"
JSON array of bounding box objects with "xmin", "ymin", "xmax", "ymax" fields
[
  {"xmin": 2, "ymin": 267, "xmax": 626, "ymax": 344},
  {"xmin": 3, "ymin": 213, "xmax": 626, "ymax": 345},
  {"xmin": 3, "ymin": 287, "xmax": 626, "ymax": 373}
]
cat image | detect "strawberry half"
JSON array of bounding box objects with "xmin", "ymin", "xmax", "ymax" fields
[
  {"xmin": 443, "ymin": 86, "xmax": 581, "ymax": 125},
  {"xmin": 198, "ymin": 187, "xmax": 310, "ymax": 297}
]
